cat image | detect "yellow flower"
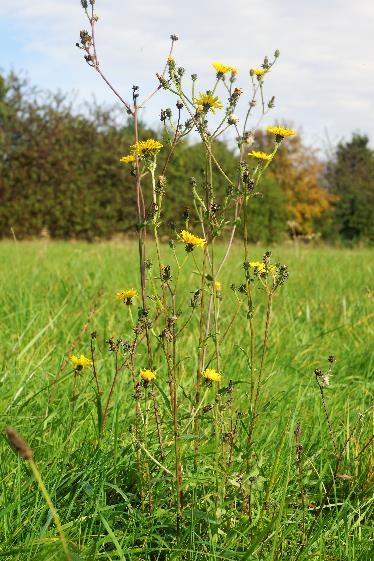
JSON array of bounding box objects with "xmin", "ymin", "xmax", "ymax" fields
[
  {"xmin": 179, "ymin": 229, "xmax": 206, "ymax": 250},
  {"xmin": 251, "ymin": 68, "xmax": 269, "ymax": 76},
  {"xmin": 249, "ymin": 261, "xmax": 266, "ymax": 273},
  {"xmin": 249, "ymin": 261, "xmax": 277, "ymax": 274},
  {"xmin": 130, "ymin": 139, "xmax": 163, "ymax": 157},
  {"xmin": 116, "ymin": 288, "xmax": 138, "ymax": 305},
  {"xmin": 248, "ymin": 150, "xmax": 273, "ymax": 162},
  {"xmin": 214, "ymin": 281, "xmax": 222, "ymax": 292},
  {"xmin": 119, "ymin": 154, "xmax": 135, "ymax": 164},
  {"xmin": 70, "ymin": 354, "xmax": 92, "ymax": 369},
  {"xmin": 194, "ymin": 93, "xmax": 223, "ymax": 114},
  {"xmin": 167, "ymin": 56, "xmax": 175, "ymax": 63},
  {"xmin": 140, "ymin": 369, "xmax": 156, "ymax": 382},
  {"xmin": 267, "ymin": 126, "xmax": 296, "ymax": 138},
  {"xmin": 202, "ymin": 368, "xmax": 222, "ymax": 383},
  {"xmin": 212, "ymin": 62, "xmax": 237, "ymax": 75}
]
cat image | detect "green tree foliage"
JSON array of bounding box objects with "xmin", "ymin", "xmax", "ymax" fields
[
  {"xmin": 0, "ymin": 72, "xmax": 289, "ymax": 242},
  {"xmin": 325, "ymin": 134, "xmax": 374, "ymax": 242},
  {"xmin": 0, "ymin": 73, "xmax": 141, "ymax": 239},
  {"xmin": 1, "ymin": 71, "xmax": 372, "ymax": 244},
  {"xmin": 245, "ymin": 177, "xmax": 288, "ymax": 243}
]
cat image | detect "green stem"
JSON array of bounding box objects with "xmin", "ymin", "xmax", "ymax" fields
[
  {"xmin": 29, "ymin": 459, "xmax": 72, "ymax": 561},
  {"xmin": 247, "ymin": 291, "xmax": 273, "ymax": 449}
]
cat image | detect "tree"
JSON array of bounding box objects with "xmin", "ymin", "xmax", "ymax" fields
[
  {"xmin": 325, "ymin": 134, "xmax": 374, "ymax": 242},
  {"xmin": 255, "ymin": 128, "xmax": 335, "ymax": 236}
]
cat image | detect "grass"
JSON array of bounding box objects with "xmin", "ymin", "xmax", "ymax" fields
[{"xmin": 0, "ymin": 240, "xmax": 373, "ymax": 561}]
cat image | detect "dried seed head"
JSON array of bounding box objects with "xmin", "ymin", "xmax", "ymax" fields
[
  {"xmin": 321, "ymin": 374, "xmax": 330, "ymax": 388},
  {"xmin": 5, "ymin": 427, "xmax": 33, "ymax": 460},
  {"xmin": 203, "ymin": 403, "xmax": 214, "ymax": 413}
]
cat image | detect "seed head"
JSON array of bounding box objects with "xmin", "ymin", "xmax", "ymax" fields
[{"xmin": 5, "ymin": 427, "xmax": 33, "ymax": 460}]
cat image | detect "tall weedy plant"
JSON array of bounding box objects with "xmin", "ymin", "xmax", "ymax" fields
[
  {"xmin": 75, "ymin": 0, "xmax": 295, "ymax": 534},
  {"xmin": 3, "ymin": 4, "xmax": 372, "ymax": 560}
]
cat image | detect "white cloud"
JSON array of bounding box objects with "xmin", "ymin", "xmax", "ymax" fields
[{"xmin": 1, "ymin": 0, "xmax": 374, "ymax": 147}]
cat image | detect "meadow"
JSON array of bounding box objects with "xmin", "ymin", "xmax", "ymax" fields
[{"xmin": 0, "ymin": 241, "xmax": 373, "ymax": 560}]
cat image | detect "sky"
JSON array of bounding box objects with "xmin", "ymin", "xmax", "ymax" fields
[{"xmin": 1, "ymin": 0, "xmax": 374, "ymax": 150}]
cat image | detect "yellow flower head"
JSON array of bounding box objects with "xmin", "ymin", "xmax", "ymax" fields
[
  {"xmin": 251, "ymin": 68, "xmax": 269, "ymax": 77},
  {"xmin": 167, "ymin": 56, "xmax": 175, "ymax": 63},
  {"xmin": 267, "ymin": 126, "xmax": 297, "ymax": 139},
  {"xmin": 119, "ymin": 154, "xmax": 135, "ymax": 164},
  {"xmin": 212, "ymin": 62, "xmax": 237, "ymax": 75},
  {"xmin": 249, "ymin": 261, "xmax": 277, "ymax": 274},
  {"xmin": 202, "ymin": 368, "xmax": 222, "ymax": 383},
  {"xmin": 214, "ymin": 281, "xmax": 222, "ymax": 292},
  {"xmin": 194, "ymin": 93, "xmax": 223, "ymax": 114},
  {"xmin": 116, "ymin": 288, "xmax": 138, "ymax": 305},
  {"xmin": 179, "ymin": 230, "xmax": 206, "ymax": 250},
  {"xmin": 130, "ymin": 139, "xmax": 163, "ymax": 157},
  {"xmin": 70, "ymin": 354, "xmax": 92, "ymax": 369},
  {"xmin": 248, "ymin": 150, "xmax": 273, "ymax": 162},
  {"xmin": 140, "ymin": 369, "xmax": 156, "ymax": 382},
  {"xmin": 249, "ymin": 261, "xmax": 266, "ymax": 273}
]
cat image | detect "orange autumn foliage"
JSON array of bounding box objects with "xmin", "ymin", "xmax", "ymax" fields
[{"xmin": 255, "ymin": 129, "xmax": 336, "ymax": 235}]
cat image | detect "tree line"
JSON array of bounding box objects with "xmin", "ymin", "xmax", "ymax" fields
[{"xmin": 1, "ymin": 72, "xmax": 373, "ymax": 243}]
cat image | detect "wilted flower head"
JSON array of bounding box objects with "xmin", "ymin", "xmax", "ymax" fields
[
  {"xmin": 228, "ymin": 114, "xmax": 239, "ymax": 125},
  {"xmin": 321, "ymin": 374, "xmax": 330, "ymax": 388}
]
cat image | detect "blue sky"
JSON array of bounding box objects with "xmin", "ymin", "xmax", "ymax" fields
[{"xmin": 1, "ymin": 0, "xmax": 374, "ymax": 150}]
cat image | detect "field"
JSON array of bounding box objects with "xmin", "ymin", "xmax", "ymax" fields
[{"xmin": 0, "ymin": 241, "xmax": 373, "ymax": 561}]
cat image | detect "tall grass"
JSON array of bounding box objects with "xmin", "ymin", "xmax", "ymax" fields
[{"xmin": 1, "ymin": 241, "xmax": 373, "ymax": 560}]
